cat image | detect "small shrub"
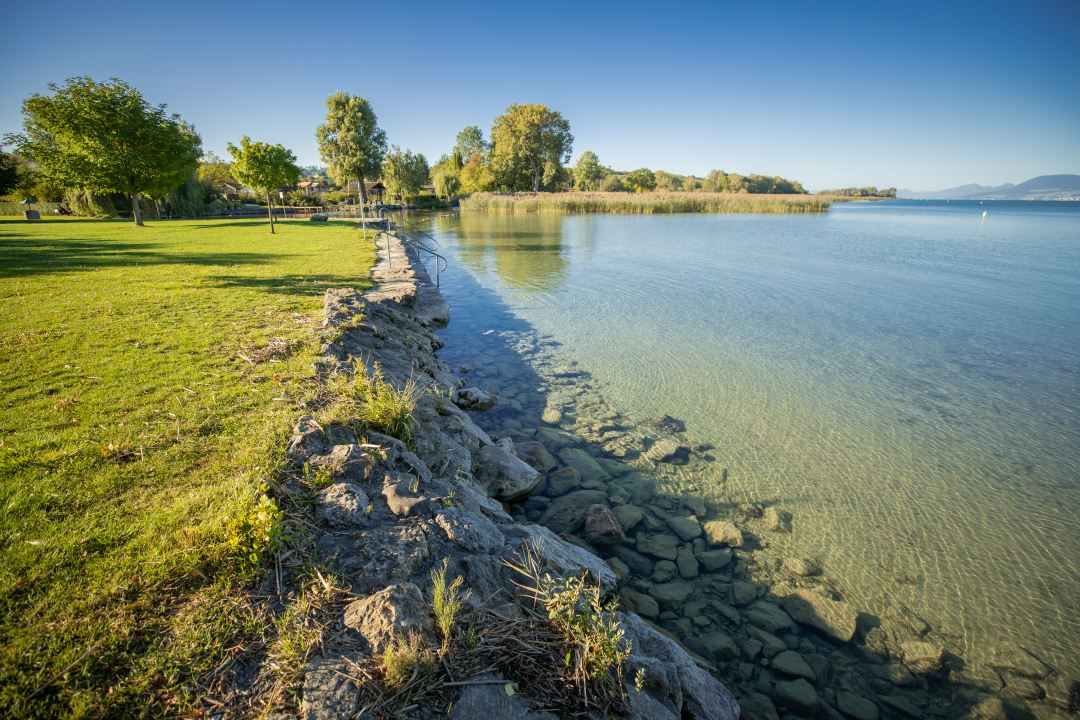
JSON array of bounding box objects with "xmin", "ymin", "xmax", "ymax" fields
[
  {"xmin": 224, "ymin": 487, "xmax": 288, "ymax": 570},
  {"xmin": 380, "ymin": 630, "xmax": 434, "ymax": 687},
  {"xmin": 431, "ymin": 558, "xmax": 471, "ymax": 653}
]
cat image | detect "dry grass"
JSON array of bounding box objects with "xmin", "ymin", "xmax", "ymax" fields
[{"xmin": 461, "ymin": 191, "xmax": 843, "ymax": 214}]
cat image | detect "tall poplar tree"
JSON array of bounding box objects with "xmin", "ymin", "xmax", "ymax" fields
[
  {"xmin": 5, "ymin": 77, "xmax": 201, "ymax": 225},
  {"xmin": 315, "ymin": 92, "xmax": 387, "ymax": 204},
  {"xmin": 227, "ymin": 137, "xmax": 300, "ymax": 233}
]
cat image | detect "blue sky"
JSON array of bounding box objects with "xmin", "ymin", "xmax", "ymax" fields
[{"xmin": 2, "ymin": 0, "xmax": 1077, "ymax": 191}]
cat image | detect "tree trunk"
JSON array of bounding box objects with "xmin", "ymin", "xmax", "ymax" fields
[
  {"xmin": 532, "ymin": 161, "xmax": 541, "ymax": 192},
  {"xmin": 154, "ymin": 199, "xmax": 161, "ymax": 220},
  {"xmin": 267, "ymin": 190, "xmax": 275, "ymax": 234},
  {"xmin": 131, "ymin": 193, "xmax": 143, "ymax": 226},
  {"xmin": 358, "ymin": 176, "xmax": 367, "ymax": 205}
]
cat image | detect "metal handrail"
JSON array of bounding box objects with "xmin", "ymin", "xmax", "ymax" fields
[
  {"xmin": 378, "ymin": 208, "xmax": 448, "ymax": 287},
  {"xmin": 379, "ymin": 207, "xmax": 441, "ymax": 252}
]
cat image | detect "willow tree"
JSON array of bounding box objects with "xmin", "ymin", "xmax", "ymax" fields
[
  {"xmin": 433, "ymin": 169, "xmax": 461, "ymax": 201},
  {"xmin": 315, "ymin": 92, "xmax": 387, "ymax": 205},
  {"xmin": 5, "ymin": 77, "xmax": 201, "ymax": 225},
  {"xmin": 227, "ymin": 137, "xmax": 300, "ymax": 233},
  {"xmin": 490, "ymin": 104, "xmax": 573, "ymax": 192},
  {"xmin": 381, "ymin": 146, "xmax": 428, "ymax": 204}
]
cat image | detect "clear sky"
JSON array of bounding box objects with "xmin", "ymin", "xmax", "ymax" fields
[{"xmin": 2, "ymin": 0, "xmax": 1077, "ymax": 192}]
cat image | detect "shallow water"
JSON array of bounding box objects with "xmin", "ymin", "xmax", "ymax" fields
[{"xmin": 416, "ymin": 200, "xmax": 1080, "ymax": 678}]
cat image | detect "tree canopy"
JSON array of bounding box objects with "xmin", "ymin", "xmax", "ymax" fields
[
  {"xmin": 0, "ymin": 145, "xmax": 21, "ymax": 198},
  {"xmin": 227, "ymin": 136, "xmax": 300, "ymax": 233},
  {"xmin": 573, "ymin": 151, "xmax": 606, "ymax": 191},
  {"xmin": 315, "ymin": 92, "xmax": 387, "ymax": 203},
  {"xmin": 490, "ymin": 104, "xmax": 573, "ymax": 192},
  {"xmin": 453, "ymin": 126, "xmax": 488, "ymax": 163},
  {"xmin": 817, "ymin": 186, "xmax": 895, "ymax": 197},
  {"xmin": 624, "ymin": 168, "xmax": 657, "ymax": 193},
  {"xmin": 433, "ymin": 168, "xmax": 461, "ymax": 200},
  {"xmin": 381, "ymin": 146, "xmax": 429, "ymax": 203},
  {"xmin": 5, "ymin": 76, "xmax": 201, "ymax": 224},
  {"xmin": 701, "ymin": 169, "xmax": 807, "ymax": 194}
]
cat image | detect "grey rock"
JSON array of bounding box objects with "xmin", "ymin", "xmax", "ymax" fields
[
  {"xmin": 711, "ymin": 600, "xmax": 741, "ymax": 625},
  {"xmin": 447, "ymin": 673, "xmax": 559, "ymax": 720},
  {"xmin": 557, "ymin": 447, "xmax": 611, "ymax": 483},
  {"xmin": 666, "ymin": 515, "xmax": 703, "ymax": 542},
  {"xmin": 514, "ymin": 440, "xmax": 558, "ymax": 473},
  {"xmin": 773, "ymin": 678, "xmax": 820, "ymax": 716},
  {"xmin": 316, "ymin": 483, "xmax": 370, "ymax": 526},
  {"xmin": 869, "ymin": 662, "xmax": 915, "ymax": 687},
  {"xmin": 781, "ymin": 589, "xmax": 857, "ymax": 642},
  {"xmin": 646, "ymin": 438, "xmax": 684, "ymax": 462},
  {"xmin": 343, "ymin": 583, "xmax": 435, "ymax": 652},
  {"xmin": 541, "ymin": 405, "xmax": 562, "ymax": 424},
  {"xmin": 700, "ymin": 631, "xmax": 739, "ymax": 661},
  {"xmin": 637, "ymin": 536, "xmax": 680, "ymax": 561},
  {"xmin": 613, "ymin": 546, "xmax": 655, "ymax": 576},
  {"xmin": 617, "ymin": 611, "xmax": 741, "ymax": 720},
  {"xmin": 683, "ymin": 496, "xmax": 707, "ymax": 517},
  {"xmin": 742, "ymin": 692, "xmax": 781, "ymax": 720},
  {"xmin": 613, "ymin": 503, "xmax": 644, "ymax": 532},
  {"xmin": 695, "ymin": 548, "xmax": 732, "ymax": 572},
  {"xmin": 681, "ymin": 636, "xmax": 716, "ymax": 666},
  {"xmin": 772, "ymin": 650, "xmax": 816, "ymax": 682},
  {"xmin": 751, "ymin": 626, "xmax": 794, "ymax": 660},
  {"xmin": 301, "ymin": 652, "xmax": 362, "ymax": 720},
  {"xmin": 546, "ymin": 466, "xmax": 581, "ymax": 497},
  {"xmin": 452, "ymin": 386, "xmax": 497, "ymax": 411},
  {"xmin": 745, "ymin": 601, "xmax": 797, "ymax": 636},
  {"xmin": 652, "ymin": 560, "xmax": 678, "ymax": 583},
  {"xmin": 607, "ymin": 555, "xmax": 630, "ymax": 581},
  {"xmin": 315, "ymin": 524, "xmax": 430, "ymax": 594},
  {"xmin": 499, "ymin": 522, "xmax": 618, "ymax": 597},
  {"xmin": 308, "ymin": 443, "xmax": 375, "ymax": 482},
  {"xmin": 987, "ymin": 641, "xmax": 1052, "ymax": 679},
  {"xmin": 676, "ymin": 547, "xmax": 699, "ymax": 579},
  {"xmin": 703, "ymin": 520, "xmax": 743, "ymax": 547},
  {"xmin": 648, "ymin": 581, "xmax": 696, "ymax": 610},
  {"xmin": 763, "ymin": 506, "xmax": 792, "ymax": 533},
  {"xmin": 960, "ymin": 696, "xmax": 1006, "ymax": 720},
  {"xmin": 434, "ymin": 507, "xmax": 505, "ymax": 553},
  {"xmin": 382, "ymin": 478, "xmax": 437, "ymax": 518},
  {"xmin": 583, "ymin": 504, "xmax": 625, "ymax": 545},
  {"xmin": 785, "ymin": 557, "xmax": 821, "ymax": 576},
  {"xmin": 476, "ymin": 443, "xmax": 541, "ymax": 502},
  {"xmin": 536, "ymin": 489, "xmax": 607, "ymax": 535},
  {"xmin": 876, "ymin": 694, "xmax": 923, "ymax": 718},
  {"xmin": 732, "ymin": 580, "xmax": 759, "ymax": 606},
  {"xmin": 309, "ymin": 213, "xmax": 328, "ymax": 221},
  {"xmin": 900, "ymin": 641, "xmax": 944, "ymax": 675},
  {"xmin": 623, "ymin": 685, "xmax": 680, "ymax": 720},
  {"xmin": 804, "ymin": 653, "xmax": 830, "ymax": 687},
  {"xmin": 621, "ymin": 588, "xmax": 660, "ymax": 619},
  {"xmin": 836, "ymin": 691, "xmax": 880, "ymax": 720},
  {"xmin": 738, "ymin": 662, "xmax": 756, "ymax": 681},
  {"xmin": 744, "ymin": 638, "xmax": 764, "ymax": 660}
]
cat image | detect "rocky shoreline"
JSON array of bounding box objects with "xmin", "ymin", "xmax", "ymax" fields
[{"xmin": 288, "ymin": 230, "xmax": 1077, "ymax": 720}]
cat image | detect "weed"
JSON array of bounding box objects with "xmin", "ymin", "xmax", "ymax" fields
[
  {"xmin": 224, "ymin": 486, "xmax": 288, "ymax": 570},
  {"xmin": 431, "ymin": 558, "xmax": 471, "ymax": 653},
  {"xmin": 380, "ymin": 631, "xmax": 434, "ymax": 688},
  {"xmin": 503, "ymin": 542, "xmax": 630, "ymax": 699},
  {"xmin": 333, "ymin": 360, "xmax": 424, "ymax": 442}
]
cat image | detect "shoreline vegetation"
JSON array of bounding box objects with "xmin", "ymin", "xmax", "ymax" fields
[{"xmin": 459, "ymin": 191, "xmax": 863, "ymax": 214}]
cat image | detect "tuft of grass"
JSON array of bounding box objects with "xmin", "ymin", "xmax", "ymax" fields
[
  {"xmin": 503, "ymin": 542, "xmax": 630, "ymax": 701},
  {"xmin": 460, "ymin": 191, "xmax": 844, "ymax": 214},
  {"xmin": 380, "ymin": 631, "xmax": 434, "ymax": 688},
  {"xmin": 0, "ymin": 217, "xmax": 376, "ymax": 717},
  {"xmin": 430, "ymin": 558, "xmax": 471, "ymax": 653},
  {"xmin": 329, "ymin": 360, "xmax": 425, "ymax": 442}
]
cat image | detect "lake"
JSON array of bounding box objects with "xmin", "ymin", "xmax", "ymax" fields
[{"xmin": 414, "ymin": 199, "xmax": 1080, "ymax": 679}]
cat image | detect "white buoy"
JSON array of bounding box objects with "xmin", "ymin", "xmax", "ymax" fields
[{"xmin": 983, "ymin": 210, "xmax": 987, "ymax": 217}]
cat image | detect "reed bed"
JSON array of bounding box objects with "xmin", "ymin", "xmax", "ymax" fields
[{"xmin": 461, "ymin": 191, "xmax": 841, "ymax": 214}]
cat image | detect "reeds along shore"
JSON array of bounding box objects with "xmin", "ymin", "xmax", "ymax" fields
[{"xmin": 460, "ymin": 191, "xmax": 845, "ymax": 214}]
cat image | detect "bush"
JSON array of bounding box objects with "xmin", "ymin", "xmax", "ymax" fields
[
  {"xmin": 600, "ymin": 175, "xmax": 627, "ymax": 192},
  {"xmin": 0, "ymin": 202, "xmax": 64, "ymax": 216}
]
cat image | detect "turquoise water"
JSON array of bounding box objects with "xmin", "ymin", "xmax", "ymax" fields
[{"xmin": 418, "ymin": 200, "xmax": 1080, "ymax": 677}]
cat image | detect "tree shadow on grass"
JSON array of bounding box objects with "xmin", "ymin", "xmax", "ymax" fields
[
  {"xmin": 205, "ymin": 274, "xmax": 377, "ymax": 297},
  {"xmin": 0, "ymin": 235, "xmax": 280, "ymax": 279}
]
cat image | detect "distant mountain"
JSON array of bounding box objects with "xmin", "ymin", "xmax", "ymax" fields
[
  {"xmin": 958, "ymin": 174, "xmax": 1080, "ymax": 201},
  {"xmin": 896, "ymin": 183, "xmax": 1014, "ymax": 200}
]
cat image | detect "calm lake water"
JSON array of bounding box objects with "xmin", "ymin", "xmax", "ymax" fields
[{"xmin": 417, "ymin": 200, "xmax": 1080, "ymax": 678}]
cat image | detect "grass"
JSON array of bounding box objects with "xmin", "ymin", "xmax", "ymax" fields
[
  {"xmin": 0, "ymin": 216, "xmax": 376, "ymax": 718},
  {"xmin": 460, "ymin": 191, "xmax": 846, "ymax": 214},
  {"xmin": 430, "ymin": 558, "xmax": 470, "ymax": 653}
]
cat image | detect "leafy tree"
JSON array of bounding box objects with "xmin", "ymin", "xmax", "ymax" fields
[
  {"xmin": 459, "ymin": 151, "xmax": 494, "ymax": 193},
  {"xmin": 227, "ymin": 136, "xmax": 301, "ymax": 233},
  {"xmin": 5, "ymin": 77, "xmax": 201, "ymax": 225},
  {"xmin": 490, "ymin": 103, "xmax": 573, "ymax": 192},
  {"xmin": 0, "ymin": 145, "xmax": 19, "ymax": 198},
  {"xmin": 381, "ymin": 146, "xmax": 429, "ymax": 203},
  {"xmin": 654, "ymin": 170, "xmax": 679, "ymax": 192},
  {"xmin": 453, "ymin": 126, "xmax": 488, "ymax": 163},
  {"xmin": 315, "ymin": 92, "xmax": 387, "ymax": 205},
  {"xmin": 434, "ymin": 169, "xmax": 461, "ymax": 200},
  {"xmin": 624, "ymin": 168, "xmax": 656, "ymax": 193},
  {"xmin": 682, "ymin": 176, "xmax": 699, "ymax": 192},
  {"xmin": 600, "ymin": 174, "xmax": 627, "ymax": 192},
  {"xmin": 703, "ymin": 169, "xmax": 727, "ymax": 192},
  {"xmin": 198, "ymin": 151, "xmax": 235, "ymax": 188},
  {"xmin": 573, "ymin": 151, "xmax": 606, "ymax": 191}
]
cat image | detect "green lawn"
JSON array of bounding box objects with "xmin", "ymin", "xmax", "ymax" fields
[{"xmin": 0, "ymin": 217, "xmax": 376, "ymax": 718}]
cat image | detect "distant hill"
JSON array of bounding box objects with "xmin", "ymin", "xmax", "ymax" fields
[
  {"xmin": 958, "ymin": 174, "xmax": 1080, "ymax": 200},
  {"xmin": 896, "ymin": 183, "xmax": 1014, "ymax": 200}
]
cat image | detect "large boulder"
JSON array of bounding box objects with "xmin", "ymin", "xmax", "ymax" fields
[
  {"xmin": 695, "ymin": 548, "xmax": 732, "ymax": 572},
  {"xmin": 901, "ymin": 641, "xmax": 945, "ymax": 675},
  {"xmin": 499, "ymin": 522, "xmax": 618, "ymax": 598},
  {"xmin": 537, "ymin": 489, "xmax": 607, "ymax": 535},
  {"xmin": 773, "ymin": 678, "xmax": 820, "ymax": 716},
  {"xmin": 781, "ymin": 588, "xmax": 858, "ymax": 642},
  {"xmin": 620, "ymin": 588, "xmax": 660, "ymax": 619},
  {"xmin": 613, "ymin": 546, "xmax": 655, "ymax": 577},
  {"xmin": 315, "ymin": 524, "xmax": 430, "ymax": 594},
  {"xmin": 763, "ymin": 506, "xmax": 792, "ymax": 533},
  {"xmin": 666, "ymin": 516, "xmax": 703, "ymax": 541},
  {"xmin": 618, "ymin": 611, "xmax": 741, "ymax": 720},
  {"xmin": 317, "ymin": 483, "xmax": 370, "ymax": 526},
  {"xmin": 343, "ymin": 582, "xmax": 435, "ymax": 652},
  {"xmin": 557, "ymin": 448, "xmax": 611, "ymax": 484},
  {"xmin": 514, "ymin": 440, "xmax": 558, "ymax": 473},
  {"xmin": 302, "ymin": 653, "xmax": 362, "ymax": 720},
  {"xmin": 546, "ymin": 466, "xmax": 581, "ymax": 497},
  {"xmin": 452, "ymin": 386, "xmax": 497, "ymax": 411},
  {"xmin": 837, "ymin": 691, "xmax": 880, "ymax": 720},
  {"xmin": 476, "ymin": 444, "xmax": 541, "ymax": 502},
  {"xmin": 447, "ymin": 672, "xmax": 559, "ymax": 720},
  {"xmin": 433, "ymin": 507, "xmax": 505, "ymax": 554},
  {"xmin": 745, "ymin": 601, "xmax": 797, "ymax": 636},
  {"xmin": 703, "ymin": 520, "xmax": 743, "ymax": 547},
  {"xmin": 307, "ymin": 443, "xmax": 375, "ymax": 482},
  {"xmin": 772, "ymin": 650, "xmax": 817, "ymax": 682},
  {"xmin": 637, "ymin": 536, "xmax": 679, "ymax": 561},
  {"xmin": 382, "ymin": 478, "xmax": 438, "ymax": 518},
  {"xmin": 613, "ymin": 503, "xmax": 644, "ymax": 532},
  {"xmin": 583, "ymin": 504, "xmax": 626, "ymax": 545},
  {"xmin": 648, "ymin": 581, "xmax": 696, "ymax": 610}
]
